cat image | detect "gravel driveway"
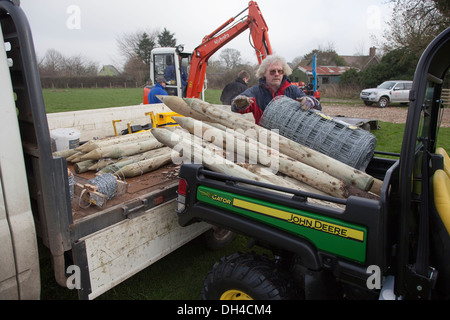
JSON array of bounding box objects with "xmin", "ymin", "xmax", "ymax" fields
[{"xmin": 322, "ymin": 102, "xmax": 450, "ymax": 128}]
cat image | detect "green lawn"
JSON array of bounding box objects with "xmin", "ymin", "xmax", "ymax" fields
[
  {"xmin": 43, "ymin": 88, "xmax": 145, "ymax": 113},
  {"xmin": 373, "ymin": 121, "xmax": 449, "ymax": 155},
  {"xmin": 43, "ymin": 88, "xmax": 223, "ymax": 113}
]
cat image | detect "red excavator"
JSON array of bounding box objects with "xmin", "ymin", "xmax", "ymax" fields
[{"xmin": 143, "ymin": 1, "xmax": 272, "ymax": 103}]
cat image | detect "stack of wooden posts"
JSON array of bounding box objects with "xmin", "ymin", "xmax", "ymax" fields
[
  {"xmin": 54, "ymin": 95, "xmax": 383, "ymax": 208},
  {"xmin": 53, "ymin": 131, "xmax": 174, "ymax": 208},
  {"xmin": 152, "ymin": 95, "xmax": 382, "ymax": 204},
  {"xmin": 53, "ymin": 130, "xmax": 173, "ymax": 178}
]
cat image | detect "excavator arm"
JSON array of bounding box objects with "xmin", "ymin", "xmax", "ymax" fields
[{"xmin": 186, "ymin": 1, "xmax": 272, "ymax": 98}]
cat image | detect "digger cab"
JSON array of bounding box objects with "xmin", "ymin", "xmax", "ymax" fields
[{"xmin": 144, "ymin": 46, "xmax": 192, "ymax": 103}]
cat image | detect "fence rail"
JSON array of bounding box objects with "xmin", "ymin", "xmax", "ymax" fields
[{"xmin": 442, "ymin": 88, "xmax": 450, "ymax": 107}]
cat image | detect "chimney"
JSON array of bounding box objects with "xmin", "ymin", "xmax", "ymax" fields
[{"xmin": 369, "ymin": 47, "xmax": 376, "ymax": 57}]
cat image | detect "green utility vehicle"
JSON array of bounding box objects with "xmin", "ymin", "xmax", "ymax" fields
[{"xmin": 176, "ymin": 27, "xmax": 450, "ymax": 300}]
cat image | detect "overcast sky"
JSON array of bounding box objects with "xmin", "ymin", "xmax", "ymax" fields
[{"xmin": 20, "ymin": 0, "xmax": 394, "ymax": 69}]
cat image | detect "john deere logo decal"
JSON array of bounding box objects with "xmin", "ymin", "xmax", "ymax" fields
[
  {"xmin": 196, "ymin": 185, "xmax": 367, "ymax": 262},
  {"xmin": 232, "ymin": 198, "xmax": 364, "ymax": 242}
]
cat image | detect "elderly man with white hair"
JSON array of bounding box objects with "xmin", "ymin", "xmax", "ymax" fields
[{"xmin": 231, "ymin": 55, "xmax": 321, "ymax": 124}]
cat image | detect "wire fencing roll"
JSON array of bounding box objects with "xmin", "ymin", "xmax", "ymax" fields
[
  {"xmin": 68, "ymin": 170, "xmax": 75, "ymax": 200},
  {"xmin": 88, "ymin": 173, "xmax": 118, "ymax": 200},
  {"xmin": 259, "ymin": 96, "xmax": 377, "ymax": 171}
]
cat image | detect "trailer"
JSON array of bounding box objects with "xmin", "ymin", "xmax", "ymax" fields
[{"xmin": 0, "ymin": 1, "xmax": 225, "ymax": 300}]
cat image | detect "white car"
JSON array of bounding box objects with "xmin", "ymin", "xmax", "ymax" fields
[{"xmin": 360, "ymin": 80, "xmax": 413, "ymax": 108}]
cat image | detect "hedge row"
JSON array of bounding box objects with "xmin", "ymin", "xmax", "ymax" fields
[{"xmin": 40, "ymin": 76, "xmax": 145, "ymax": 89}]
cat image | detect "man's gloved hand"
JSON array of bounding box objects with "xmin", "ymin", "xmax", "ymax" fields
[
  {"xmin": 232, "ymin": 95, "xmax": 254, "ymax": 110},
  {"xmin": 297, "ymin": 96, "xmax": 317, "ymax": 111}
]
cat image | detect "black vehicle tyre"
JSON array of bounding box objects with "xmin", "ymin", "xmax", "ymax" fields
[
  {"xmin": 203, "ymin": 226, "xmax": 236, "ymax": 250},
  {"xmin": 202, "ymin": 252, "xmax": 298, "ymax": 300},
  {"xmin": 377, "ymin": 96, "xmax": 390, "ymax": 108},
  {"xmin": 363, "ymin": 101, "xmax": 373, "ymax": 106}
]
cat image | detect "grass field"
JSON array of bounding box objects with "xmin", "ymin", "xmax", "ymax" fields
[
  {"xmin": 40, "ymin": 87, "xmax": 449, "ymax": 300},
  {"xmin": 43, "ymin": 88, "xmax": 223, "ymax": 113},
  {"xmin": 43, "ymin": 88, "xmax": 145, "ymax": 113}
]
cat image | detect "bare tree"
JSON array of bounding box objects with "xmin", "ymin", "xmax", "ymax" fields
[
  {"xmin": 38, "ymin": 49, "xmax": 64, "ymax": 76},
  {"xmin": 353, "ymin": 40, "xmax": 367, "ymax": 56},
  {"xmin": 383, "ymin": 0, "xmax": 450, "ymax": 55},
  {"xmin": 62, "ymin": 54, "xmax": 98, "ymax": 77},
  {"xmin": 220, "ymin": 48, "xmax": 242, "ymax": 69},
  {"xmin": 122, "ymin": 56, "xmax": 147, "ymax": 84},
  {"xmin": 116, "ymin": 29, "xmax": 160, "ymax": 83},
  {"xmin": 116, "ymin": 29, "xmax": 159, "ymax": 63},
  {"xmin": 291, "ymin": 56, "xmax": 304, "ymax": 68},
  {"xmin": 38, "ymin": 49, "xmax": 98, "ymax": 77}
]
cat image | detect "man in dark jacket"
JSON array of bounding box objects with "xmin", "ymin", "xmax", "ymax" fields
[
  {"xmin": 231, "ymin": 55, "xmax": 321, "ymax": 124},
  {"xmin": 220, "ymin": 70, "xmax": 250, "ymax": 105}
]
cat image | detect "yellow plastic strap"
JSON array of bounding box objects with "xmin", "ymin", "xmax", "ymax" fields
[
  {"xmin": 436, "ymin": 147, "xmax": 450, "ymax": 178},
  {"xmin": 433, "ymin": 169, "xmax": 450, "ymax": 235}
]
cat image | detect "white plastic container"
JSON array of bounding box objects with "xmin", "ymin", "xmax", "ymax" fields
[{"xmin": 51, "ymin": 128, "xmax": 81, "ymax": 151}]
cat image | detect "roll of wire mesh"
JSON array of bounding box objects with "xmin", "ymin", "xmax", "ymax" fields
[
  {"xmin": 87, "ymin": 173, "xmax": 118, "ymax": 200},
  {"xmin": 259, "ymin": 96, "xmax": 377, "ymax": 171},
  {"xmin": 68, "ymin": 169, "xmax": 75, "ymax": 200}
]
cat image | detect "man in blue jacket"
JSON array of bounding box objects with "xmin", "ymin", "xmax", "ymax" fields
[{"xmin": 148, "ymin": 76, "xmax": 168, "ymax": 104}]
